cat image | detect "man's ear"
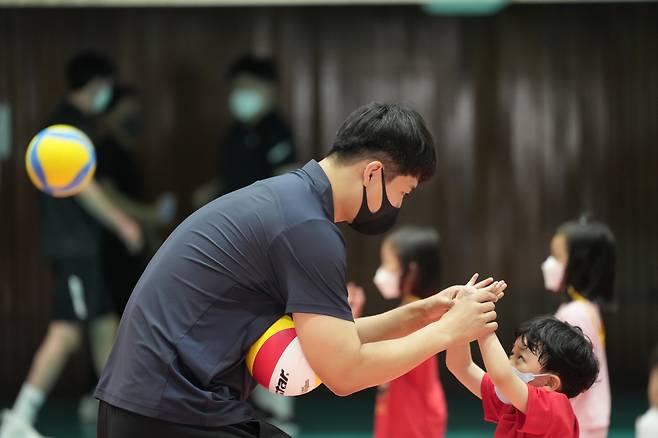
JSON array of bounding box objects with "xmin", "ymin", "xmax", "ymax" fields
[{"xmin": 362, "ymin": 160, "xmax": 383, "ymax": 187}]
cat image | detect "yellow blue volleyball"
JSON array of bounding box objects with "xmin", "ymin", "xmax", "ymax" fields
[
  {"xmin": 25, "ymin": 124, "xmax": 96, "ymax": 197},
  {"xmin": 246, "ymin": 315, "xmax": 321, "ymax": 396}
]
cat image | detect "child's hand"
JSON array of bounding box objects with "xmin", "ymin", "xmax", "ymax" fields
[
  {"xmin": 464, "ymin": 273, "xmax": 507, "ymax": 301},
  {"xmin": 425, "ymin": 276, "xmax": 505, "ymax": 323},
  {"xmin": 439, "ymin": 290, "xmax": 498, "ymax": 345}
]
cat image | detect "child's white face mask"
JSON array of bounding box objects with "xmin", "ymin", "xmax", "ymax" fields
[
  {"xmin": 494, "ymin": 367, "xmax": 552, "ymax": 404},
  {"xmin": 373, "ymin": 267, "xmax": 400, "ymax": 299},
  {"xmin": 541, "ymin": 256, "xmax": 564, "ymax": 292}
]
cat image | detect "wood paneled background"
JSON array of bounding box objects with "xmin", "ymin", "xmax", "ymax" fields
[{"xmin": 0, "ymin": 3, "xmax": 656, "ymax": 398}]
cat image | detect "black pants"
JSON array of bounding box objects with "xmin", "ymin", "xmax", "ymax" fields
[{"xmin": 98, "ymin": 401, "xmax": 291, "ymax": 438}]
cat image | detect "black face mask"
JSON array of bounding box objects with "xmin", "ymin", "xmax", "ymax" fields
[{"xmin": 349, "ymin": 169, "xmax": 400, "ymax": 235}]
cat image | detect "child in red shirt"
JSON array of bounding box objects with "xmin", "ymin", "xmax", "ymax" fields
[
  {"xmin": 370, "ymin": 227, "xmax": 448, "ymax": 438},
  {"xmin": 447, "ymin": 277, "xmax": 599, "ymax": 438}
]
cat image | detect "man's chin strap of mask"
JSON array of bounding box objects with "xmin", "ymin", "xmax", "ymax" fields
[
  {"xmin": 348, "ymin": 168, "xmax": 400, "ymax": 235},
  {"xmin": 494, "ymin": 367, "xmax": 553, "ymax": 404}
]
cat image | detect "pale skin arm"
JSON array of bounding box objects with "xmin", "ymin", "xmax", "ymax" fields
[
  {"xmin": 478, "ymin": 331, "xmax": 530, "ymax": 413},
  {"xmin": 99, "ymin": 179, "xmax": 160, "ymax": 225},
  {"xmin": 354, "ymin": 277, "xmax": 503, "ymax": 343},
  {"xmin": 294, "ymin": 283, "xmax": 500, "ymax": 396},
  {"xmin": 445, "ymin": 276, "xmax": 506, "ymax": 398},
  {"xmin": 77, "ymin": 180, "xmax": 143, "ymax": 253},
  {"xmin": 446, "ymin": 341, "xmax": 486, "ymax": 398},
  {"xmin": 353, "ymin": 296, "xmax": 443, "ymax": 343}
]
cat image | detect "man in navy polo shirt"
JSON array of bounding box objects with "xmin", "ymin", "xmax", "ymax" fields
[{"xmin": 96, "ymin": 103, "xmax": 502, "ymax": 437}]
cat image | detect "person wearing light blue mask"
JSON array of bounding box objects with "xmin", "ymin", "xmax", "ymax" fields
[
  {"xmin": 446, "ymin": 285, "xmax": 600, "ymax": 438},
  {"xmin": 193, "ymin": 55, "xmax": 298, "ymax": 208}
]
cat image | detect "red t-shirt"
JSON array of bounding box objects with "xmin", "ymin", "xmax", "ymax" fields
[
  {"xmin": 480, "ymin": 373, "xmax": 580, "ymax": 438},
  {"xmin": 374, "ymin": 356, "xmax": 447, "ymax": 438}
]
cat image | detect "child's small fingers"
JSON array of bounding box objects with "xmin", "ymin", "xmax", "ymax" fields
[
  {"xmin": 466, "ymin": 273, "xmax": 479, "ymax": 286},
  {"xmin": 474, "ymin": 277, "xmax": 494, "ymax": 288}
]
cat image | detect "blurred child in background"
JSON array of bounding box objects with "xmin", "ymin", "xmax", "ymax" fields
[
  {"xmin": 541, "ymin": 218, "xmax": 614, "ymax": 438},
  {"xmin": 636, "ymin": 345, "xmax": 658, "ymax": 438},
  {"xmin": 367, "ymin": 226, "xmax": 448, "ymax": 438}
]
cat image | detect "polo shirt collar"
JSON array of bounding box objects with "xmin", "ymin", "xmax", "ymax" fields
[{"xmin": 301, "ymin": 160, "xmax": 334, "ymax": 221}]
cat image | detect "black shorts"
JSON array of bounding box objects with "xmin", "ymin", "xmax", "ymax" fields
[
  {"xmin": 51, "ymin": 257, "xmax": 113, "ymax": 322},
  {"xmin": 97, "ymin": 401, "xmax": 291, "ymax": 438}
]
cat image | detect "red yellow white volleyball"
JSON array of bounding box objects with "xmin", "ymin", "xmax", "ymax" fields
[
  {"xmin": 246, "ymin": 315, "xmax": 321, "ymax": 396},
  {"xmin": 25, "ymin": 124, "xmax": 96, "ymax": 197}
]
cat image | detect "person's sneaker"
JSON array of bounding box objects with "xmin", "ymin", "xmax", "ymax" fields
[
  {"xmin": 77, "ymin": 394, "xmax": 99, "ymax": 423},
  {"xmin": 0, "ymin": 410, "xmax": 44, "ymax": 438}
]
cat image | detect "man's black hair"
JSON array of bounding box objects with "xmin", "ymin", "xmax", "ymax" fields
[
  {"xmin": 514, "ymin": 316, "xmax": 599, "ymax": 399},
  {"xmin": 327, "ymin": 103, "xmax": 436, "ymax": 183},
  {"xmin": 227, "ymin": 55, "xmax": 278, "ymax": 83},
  {"xmin": 66, "ymin": 51, "xmax": 115, "ymax": 91}
]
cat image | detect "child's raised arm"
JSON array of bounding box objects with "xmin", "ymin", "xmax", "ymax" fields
[
  {"xmin": 447, "ymin": 276, "xmax": 507, "ymax": 399},
  {"xmin": 446, "ymin": 342, "xmax": 486, "ymax": 398},
  {"xmin": 478, "ymin": 332, "xmax": 530, "ymax": 413}
]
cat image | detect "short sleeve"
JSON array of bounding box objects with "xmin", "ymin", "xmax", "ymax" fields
[
  {"xmin": 518, "ymin": 385, "xmax": 578, "ymax": 435},
  {"xmin": 480, "ymin": 374, "xmax": 505, "ymax": 423},
  {"xmin": 269, "ymin": 219, "xmax": 353, "ymax": 321}
]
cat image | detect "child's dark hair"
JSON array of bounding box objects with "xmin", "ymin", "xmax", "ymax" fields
[
  {"xmin": 386, "ymin": 227, "xmax": 440, "ymax": 299},
  {"xmin": 514, "ymin": 316, "xmax": 599, "ymax": 398},
  {"xmin": 327, "ymin": 103, "xmax": 436, "ymax": 183},
  {"xmin": 557, "ymin": 218, "xmax": 615, "ymax": 302}
]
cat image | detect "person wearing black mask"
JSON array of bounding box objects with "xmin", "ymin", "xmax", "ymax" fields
[{"xmin": 95, "ymin": 102, "xmax": 504, "ymax": 438}]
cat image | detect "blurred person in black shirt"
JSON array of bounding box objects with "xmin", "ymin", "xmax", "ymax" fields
[
  {"xmin": 194, "ymin": 55, "xmax": 297, "ymax": 207},
  {"xmin": 95, "ymin": 85, "xmax": 176, "ymax": 315},
  {"xmin": 0, "ymin": 51, "xmax": 143, "ymax": 438}
]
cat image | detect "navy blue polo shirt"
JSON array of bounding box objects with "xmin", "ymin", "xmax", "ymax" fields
[{"xmin": 94, "ymin": 160, "xmax": 353, "ymax": 427}]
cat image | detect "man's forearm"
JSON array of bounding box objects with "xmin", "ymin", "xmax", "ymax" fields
[
  {"xmin": 77, "ymin": 180, "xmax": 131, "ymax": 234},
  {"xmin": 340, "ymin": 318, "xmax": 454, "ymax": 395},
  {"xmin": 100, "ymin": 180, "xmax": 158, "ymax": 225},
  {"xmin": 354, "ymin": 299, "xmax": 430, "ymax": 343}
]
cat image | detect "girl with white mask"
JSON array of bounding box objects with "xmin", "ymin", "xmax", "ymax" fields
[
  {"xmin": 370, "ymin": 226, "xmax": 448, "ymax": 438},
  {"xmin": 542, "ymin": 218, "xmax": 615, "ymax": 438}
]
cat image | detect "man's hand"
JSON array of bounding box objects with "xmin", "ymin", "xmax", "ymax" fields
[
  {"xmin": 117, "ymin": 216, "xmax": 144, "ymax": 254},
  {"xmin": 437, "ymin": 281, "xmax": 507, "ymax": 345},
  {"xmin": 422, "ymin": 274, "xmax": 504, "ymax": 323}
]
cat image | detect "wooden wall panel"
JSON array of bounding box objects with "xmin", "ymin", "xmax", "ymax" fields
[{"xmin": 0, "ymin": 3, "xmax": 656, "ymax": 397}]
